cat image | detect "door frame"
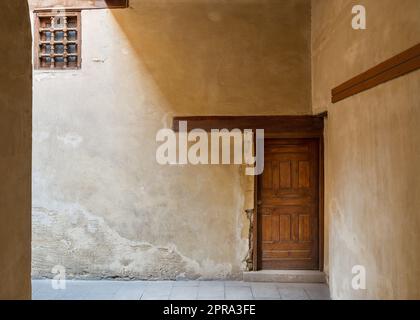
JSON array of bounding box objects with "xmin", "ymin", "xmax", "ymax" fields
[{"xmin": 252, "ymin": 122, "xmax": 325, "ymax": 271}]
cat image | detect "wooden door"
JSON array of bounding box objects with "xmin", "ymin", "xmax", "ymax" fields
[{"xmin": 258, "ymin": 139, "xmax": 319, "ymax": 270}]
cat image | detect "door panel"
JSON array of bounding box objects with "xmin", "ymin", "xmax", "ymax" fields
[{"xmin": 258, "ymin": 139, "xmax": 319, "ymax": 270}]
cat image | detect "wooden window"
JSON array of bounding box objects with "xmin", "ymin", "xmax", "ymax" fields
[{"xmin": 34, "ymin": 11, "xmax": 82, "ymax": 70}]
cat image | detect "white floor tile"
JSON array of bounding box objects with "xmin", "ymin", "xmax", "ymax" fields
[{"xmin": 31, "ymin": 279, "xmax": 328, "ymax": 300}]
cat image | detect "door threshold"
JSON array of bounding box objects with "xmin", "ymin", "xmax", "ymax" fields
[{"xmin": 243, "ymin": 270, "xmax": 326, "ymax": 283}]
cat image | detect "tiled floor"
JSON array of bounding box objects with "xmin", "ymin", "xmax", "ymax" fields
[{"xmin": 32, "ymin": 280, "xmax": 330, "ymax": 300}]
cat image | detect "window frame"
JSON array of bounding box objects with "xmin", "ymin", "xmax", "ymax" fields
[{"xmin": 33, "ymin": 10, "xmax": 82, "ymax": 70}]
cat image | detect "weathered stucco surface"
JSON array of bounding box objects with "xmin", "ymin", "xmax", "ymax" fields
[
  {"xmin": 312, "ymin": 0, "xmax": 420, "ymax": 299},
  {"xmin": 32, "ymin": 0, "xmax": 311, "ymax": 279},
  {"xmin": 0, "ymin": 0, "xmax": 32, "ymax": 299}
]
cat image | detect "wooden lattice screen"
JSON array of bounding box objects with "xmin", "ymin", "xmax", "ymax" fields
[{"xmin": 34, "ymin": 11, "xmax": 82, "ymax": 70}]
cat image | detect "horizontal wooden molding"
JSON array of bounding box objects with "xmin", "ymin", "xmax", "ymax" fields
[
  {"xmin": 30, "ymin": 0, "xmax": 129, "ymax": 11},
  {"xmin": 172, "ymin": 116, "xmax": 324, "ymax": 135},
  {"xmin": 332, "ymin": 43, "xmax": 420, "ymax": 103}
]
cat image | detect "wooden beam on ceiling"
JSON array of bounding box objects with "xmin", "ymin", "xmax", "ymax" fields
[{"xmin": 29, "ymin": 0, "xmax": 129, "ymax": 11}]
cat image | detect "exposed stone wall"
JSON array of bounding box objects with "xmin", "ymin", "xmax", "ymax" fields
[
  {"xmin": 312, "ymin": 0, "xmax": 420, "ymax": 299},
  {"xmin": 0, "ymin": 0, "xmax": 32, "ymax": 299},
  {"xmin": 32, "ymin": 0, "xmax": 311, "ymax": 279}
]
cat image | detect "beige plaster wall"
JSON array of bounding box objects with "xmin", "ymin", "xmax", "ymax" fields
[
  {"xmin": 312, "ymin": 0, "xmax": 420, "ymax": 299},
  {"xmin": 0, "ymin": 1, "xmax": 32, "ymax": 299},
  {"xmin": 32, "ymin": 0, "xmax": 311, "ymax": 279}
]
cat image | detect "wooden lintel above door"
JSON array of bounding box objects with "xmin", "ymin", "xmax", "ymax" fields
[{"xmin": 172, "ymin": 116, "xmax": 324, "ymax": 136}]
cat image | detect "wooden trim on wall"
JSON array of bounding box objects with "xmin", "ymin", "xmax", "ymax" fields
[
  {"xmin": 253, "ymin": 138, "xmax": 259, "ymax": 271},
  {"xmin": 319, "ymin": 133, "xmax": 325, "ymax": 271},
  {"xmin": 172, "ymin": 116, "xmax": 324, "ymax": 136},
  {"xmin": 255, "ymin": 172, "xmax": 262, "ymax": 270},
  {"xmin": 331, "ymin": 43, "xmax": 420, "ymax": 103}
]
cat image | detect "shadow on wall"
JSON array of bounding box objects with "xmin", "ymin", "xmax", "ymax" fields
[
  {"xmin": 0, "ymin": 0, "xmax": 32, "ymax": 299},
  {"xmin": 108, "ymin": 0, "xmax": 311, "ymax": 116}
]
